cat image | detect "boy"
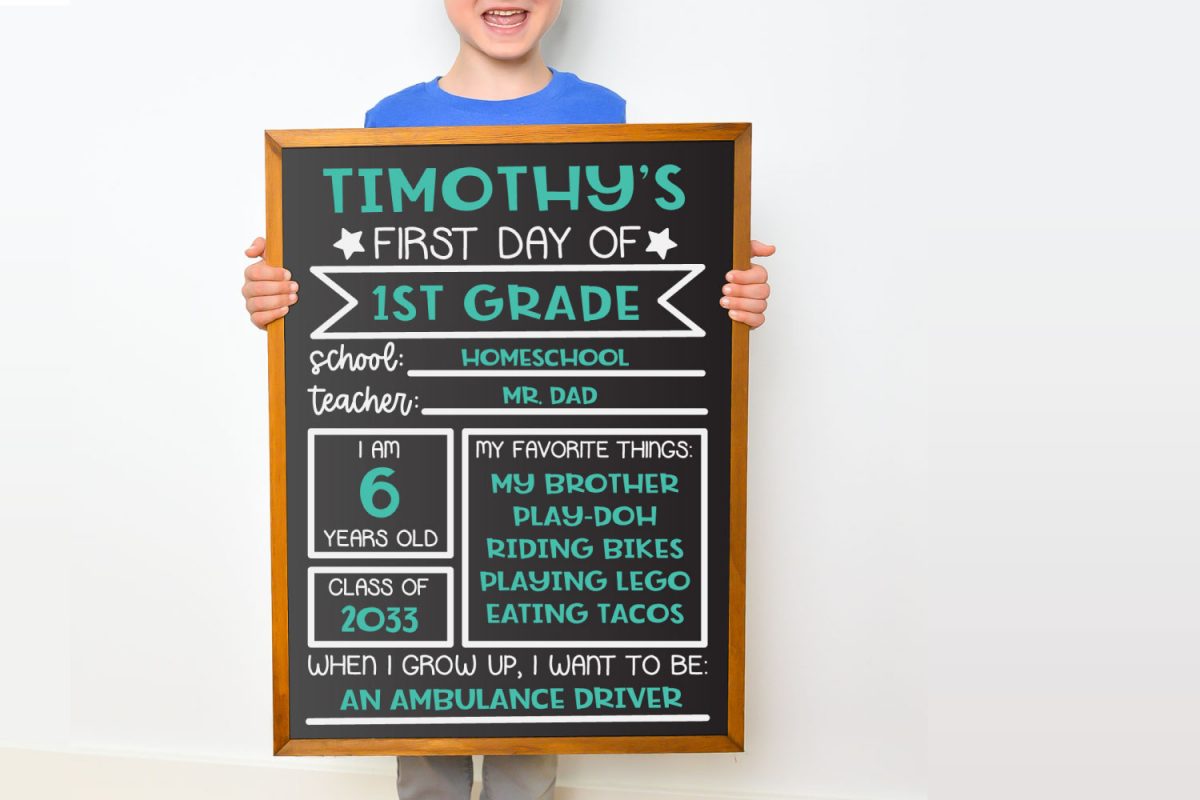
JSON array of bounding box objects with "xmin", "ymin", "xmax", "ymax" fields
[{"xmin": 240, "ymin": 2, "xmax": 773, "ymax": 798}]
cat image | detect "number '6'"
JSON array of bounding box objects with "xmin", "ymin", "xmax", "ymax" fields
[{"xmin": 360, "ymin": 467, "xmax": 400, "ymax": 518}]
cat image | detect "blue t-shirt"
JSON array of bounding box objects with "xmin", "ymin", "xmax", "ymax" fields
[{"xmin": 364, "ymin": 68, "xmax": 625, "ymax": 128}]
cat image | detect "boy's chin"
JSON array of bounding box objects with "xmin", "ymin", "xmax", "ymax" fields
[{"xmin": 473, "ymin": 37, "xmax": 539, "ymax": 61}]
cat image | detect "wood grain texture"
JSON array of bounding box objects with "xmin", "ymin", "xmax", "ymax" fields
[
  {"xmin": 264, "ymin": 123, "xmax": 751, "ymax": 756},
  {"xmin": 277, "ymin": 734, "xmax": 742, "ymax": 756},
  {"xmin": 727, "ymin": 126, "xmax": 753, "ymax": 749},
  {"xmin": 265, "ymin": 123, "xmax": 748, "ymax": 148},
  {"xmin": 264, "ymin": 132, "xmax": 290, "ymax": 755}
]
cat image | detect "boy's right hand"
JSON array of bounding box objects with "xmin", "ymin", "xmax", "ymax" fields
[{"xmin": 242, "ymin": 236, "xmax": 298, "ymax": 329}]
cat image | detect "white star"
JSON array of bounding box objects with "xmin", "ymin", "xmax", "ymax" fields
[
  {"xmin": 332, "ymin": 228, "xmax": 365, "ymax": 260},
  {"xmin": 645, "ymin": 227, "xmax": 677, "ymax": 260}
]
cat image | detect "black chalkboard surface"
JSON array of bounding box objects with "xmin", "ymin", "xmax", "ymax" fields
[{"xmin": 265, "ymin": 124, "xmax": 751, "ymax": 755}]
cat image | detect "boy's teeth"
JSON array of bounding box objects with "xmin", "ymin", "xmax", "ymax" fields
[{"xmin": 483, "ymin": 9, "xmax": 527, "ymax": 26}]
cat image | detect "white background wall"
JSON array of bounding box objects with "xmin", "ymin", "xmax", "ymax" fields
[{"xmin": 1, "ymin": 1, "xmax": 1198, "ymax": 798}]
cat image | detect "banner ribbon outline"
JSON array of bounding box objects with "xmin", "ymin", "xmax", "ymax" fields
[{"xmin": 308, "ymin": 263, "xmax": 706, "ymax": 340}]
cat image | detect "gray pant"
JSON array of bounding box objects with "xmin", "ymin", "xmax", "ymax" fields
[{"xmin": 396, "ymin": 755, "xmax": 557, "ymax": 800}]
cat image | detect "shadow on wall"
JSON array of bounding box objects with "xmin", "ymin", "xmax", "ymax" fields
[
  {"xmin": 542, "ymin": 1, "xmax": 572, "ymax": 64},
  {"xmin": 542, "ymin": 1, "xmax": 605, "ymax": 80}
]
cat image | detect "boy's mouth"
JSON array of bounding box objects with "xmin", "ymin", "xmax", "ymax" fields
[{"xmin": 482, "ymin": 8, "xmax": 529, "ymax": 30}]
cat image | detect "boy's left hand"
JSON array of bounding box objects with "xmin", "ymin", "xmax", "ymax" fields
[{"xmin": 721, "ymin": 239, "xmax": 774, "ymax": 328}]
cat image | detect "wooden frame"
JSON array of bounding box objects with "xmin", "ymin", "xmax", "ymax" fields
[{"xmin": 265, "ymin": 123, "xmax": 751, "ymax": 755}]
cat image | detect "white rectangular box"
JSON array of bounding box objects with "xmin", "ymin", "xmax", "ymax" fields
[
  {"xmin": 307, "ymin": 428, "xmax": 454, "ymax": 559},
  {"xmin": 307, "ymin": 566, "xmax": 455, "ymax": 649},
  {"xmin": 460, "ymin": 428, "xmax": 708, "ymax": 648}
]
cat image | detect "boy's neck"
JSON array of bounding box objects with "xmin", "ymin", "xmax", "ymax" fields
[{"xmin": 438, "ymin": 44, "xmax": 552, "ymax": 100}]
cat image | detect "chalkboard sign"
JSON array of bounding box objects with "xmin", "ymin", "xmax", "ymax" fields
[{"xmin": 265, "ymin": 124, "xmax": 751, "ymax": 755}]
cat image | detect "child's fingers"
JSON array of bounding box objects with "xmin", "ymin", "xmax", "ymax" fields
[
  {"xmin": 251, "ymin": 305, "xmax": 289, "ymax": 329},
  {"xmin": 724, "ymin": 264, "xmax": 768, "ymax": 284},
  {"xmin": 719, "ymin": 296, "xmax": 767, "ymax": 314},
  {"xmin": 246, "ymin": 293, "xmax": 298, "ymax": 313},
  {"xmin": 244, "ymin": 236, "xmax": 267, "ymax": 258},
  {"xmin": 728, "ymin": 309, "xmax": 765, "ymax": 328},
  {"xmin": 243, "ymin": 279, "xmax": 299, "ymax": 299},
  {"xmin": 244, "ymin": 262, "xmax": 291, "ymax": 282},
  {"xmin": 750, "ymin": 240, "xmax": 776, "ymax": 257},
  {"xmin": 722, "ymin": 281, "xmax": 770, "ymax": 300}
]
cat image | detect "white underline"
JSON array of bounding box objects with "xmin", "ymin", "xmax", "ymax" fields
[
  {"xmin": 305, "ymin": 714, "xmax": 710, "ymax": 725},
  {"xmin": 408, "ymin": 369, "xmax": 705, "ymax": 378},
  {"xmin": 420, "ymin": 408, "xmax": 709, "ymax": 416}
]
